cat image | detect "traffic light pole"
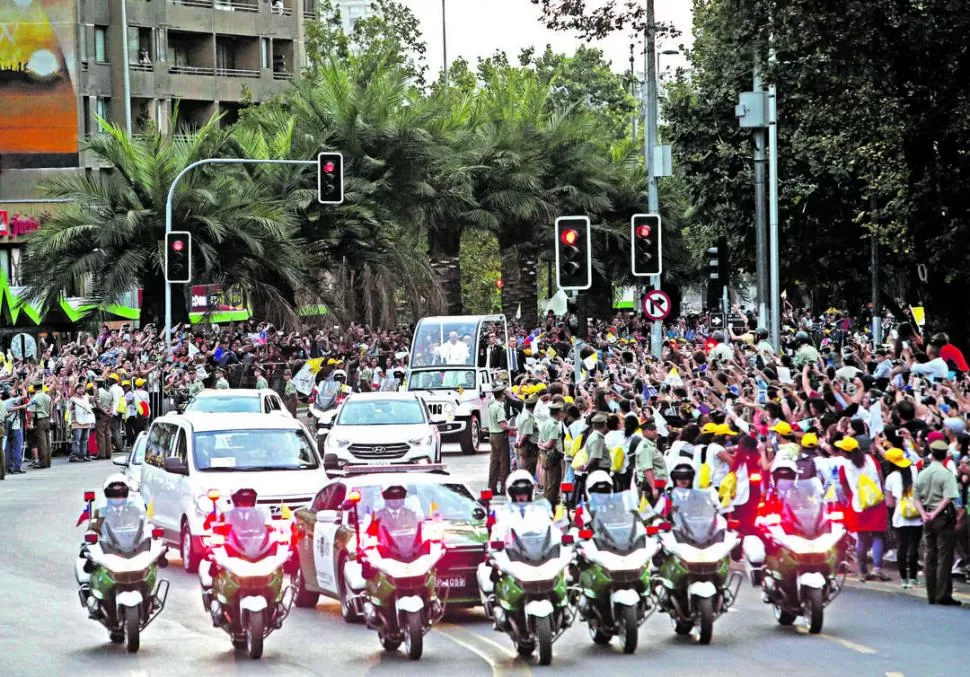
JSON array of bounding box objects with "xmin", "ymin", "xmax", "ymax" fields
[
  {"xmin": 163, "ymin": 158, "xmax": 316, "ymax": 354},
  {"xmin": 644, "ymin": 0, "xmax": 663, "ymax": 358}
]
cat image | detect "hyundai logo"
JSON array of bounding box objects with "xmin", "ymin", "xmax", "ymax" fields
[{"xmin": 372, "ymin": 446, "xmax": 385, "ymax": 453}]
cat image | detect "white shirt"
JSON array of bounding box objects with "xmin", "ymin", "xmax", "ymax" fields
[
  {"xmin": 911, "ymin": 357, "xmax": 948, "ymax": 381},
  {"xmin": 109, "ymin": 383, "xmax": 125, "ymax": 415},
  {"xmin": 438, "ymin": 340, "xmax": 470, "ymax": 365},
  {"xmin": 885, "ymin": 468, "xmax": 921, "ymax": 528}
]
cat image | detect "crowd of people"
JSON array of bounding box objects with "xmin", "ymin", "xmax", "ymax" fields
[{"xmin": 2, "ymin": 303, "xmax": 968, "ymax": 607}]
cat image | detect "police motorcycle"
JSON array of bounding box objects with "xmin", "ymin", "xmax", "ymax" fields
[
  {"xmin": 345, "ymin": 484, "xmax": 447, "ymax": 660},
  {"xmin": 477, "ymin": 471, "xmax": 576, "ymax": 666},
  {"xmin": 199, "ymin": 488, "xmax": 295, "ymax": 659},
  {"xmin": 572, "ymin": 471, "xmax": 659, "ymax": 654},
  {"xmin": 75, "ymin": 475, "xmax": 170, "ymax": 653},
  {"xmin": 742, "ymin": 462, "xmax": 847, "ymax": 634},
  {"xmin": 651, "ymin": 462, "xmax": 743, "ymax": 645}
]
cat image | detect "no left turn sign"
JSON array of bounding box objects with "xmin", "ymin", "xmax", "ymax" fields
[{"xmin": 641, "ymin": 289, "xmax": 672, "ymax": 321}]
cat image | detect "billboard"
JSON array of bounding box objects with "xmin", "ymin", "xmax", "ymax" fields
[{"xmin": 0, "ymin": 0, "xmax": 78, "ymax": 155}]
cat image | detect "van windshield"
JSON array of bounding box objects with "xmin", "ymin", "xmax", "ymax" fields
[{"xmin": 194, "ymin": 429, "xmax": 319, "ymax": 471}]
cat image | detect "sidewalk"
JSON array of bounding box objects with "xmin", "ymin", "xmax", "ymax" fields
[{"xmin": 843, "ymin": 566, "xmax": 970, "ymax": 605}]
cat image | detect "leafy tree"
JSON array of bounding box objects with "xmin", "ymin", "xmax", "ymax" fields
[{"xmin": 21, "ymin": 116, "xmax": 306, "ymax": 325}]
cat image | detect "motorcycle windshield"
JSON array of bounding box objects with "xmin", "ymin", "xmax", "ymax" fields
[
  {"xmin": 100, "ymin": 502, "xmax": 148, "ymax": 556},
  {"xmin": 502, "ymin": 501, "xmax": 561, "ymax": 565},
  {"xmin": 376, "ymin": 509, "xmax": 422, "ymax": 563},
  {"xmin": 670, "ymin": 489, "xmax": 723, "ymax": 548},
  {"xmin": 587, "ymin": 491, "xmax": 645, "ymax": 555},
  {"xmin": 226, "ymin": 508, "xmax": 273, "ymax": 560},
  {"xmin": 777, "ymin": 478, "xmax": 826, "ymax": 538}
]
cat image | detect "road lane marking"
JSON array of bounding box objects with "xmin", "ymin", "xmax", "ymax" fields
[
  {"xmin": 437, "ymin": 622, "xmax": 531, "ymax": 677},
  {"xmin": 795, "ymin": 626, "xmax": 878, "ymax": 654},
  {"xmin": 886, "ymin": 672, "xmax": 905, "ymax": 677}
]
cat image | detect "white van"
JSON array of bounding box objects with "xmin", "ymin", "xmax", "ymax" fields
[{"xmin": 139, "ymin": 412, "xmax": 327, "ymax": 572}]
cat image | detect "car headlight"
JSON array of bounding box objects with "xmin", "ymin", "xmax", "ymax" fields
[
  {"xmin": 408, "ymin": 435, "xmax": 433, "ymax": 447},
  {"xmin": 326, "ymin": 436, "xmax": 351, "ymax": 449}
]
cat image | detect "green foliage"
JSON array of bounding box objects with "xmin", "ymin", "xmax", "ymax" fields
[{"xmin": 460, "ymin": 230, "xmax": 502, "ymax": 314}]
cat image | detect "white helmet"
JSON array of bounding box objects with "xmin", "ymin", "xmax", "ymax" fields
[
  {"xmin": 585, "ymin": 470, "xmax": 614, "ymax": 501},
  {"xmin": 506, "ymin": 469, "xmax": 536, "ymax": 503},
  {"xmin": 669, "ymin": 460, "xmax": 696, "ymax": 486},
  {"xmin": 333, "ymin": 369, "xmax": 347, "ymax": 382},
  {"xmin": 103, "ymin": 473, "xmax": 131, "ymax": 499},
  {"xmin": 771, "ymin": 458, "xmax": 798, "ymax": 484}
]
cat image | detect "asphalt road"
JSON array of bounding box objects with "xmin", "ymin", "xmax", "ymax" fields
[{"xmin": 0, "ymin": 442, "xmax": 964, "ymax": 677}]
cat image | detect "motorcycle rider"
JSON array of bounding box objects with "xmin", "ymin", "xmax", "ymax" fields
[
  {"xmin": 200, "ymin": 487, "xmax": 272, "ymax": 625},
  {"xmin": 77, "ymin": 475, "xmax": 140, "ymax": 611},
  {"xmin": 743, "ymin": 460, "xmax": 799, "ymax": 585},
  {"xmin": 365, "ymin": 484, "xmax": 421, "ymax": 538}
]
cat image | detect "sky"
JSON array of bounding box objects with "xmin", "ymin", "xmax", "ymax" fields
[{"xmin": 403, "ymin": 0, "xmax": 693, "ymax": 77}]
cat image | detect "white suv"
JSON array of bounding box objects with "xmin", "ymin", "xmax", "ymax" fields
[
  {"xmin": 139, "ymin": 413, "xmax": 327, "ymax": 572},
  {"xmin": 318, "ymin": 392, "xmax": 444, "ymax": 471}
]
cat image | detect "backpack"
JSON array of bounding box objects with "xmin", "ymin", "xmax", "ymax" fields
[
  {"xmin": 795, "ymin": 453, "xmax": 817, "ymax": 480},
  {"xmin": 856, "ymin": 473, "xmax": 885, "ymax": 510},
  {"xmin": 899, "ymin": 490, "xmax": 920, "ymax": 519}
]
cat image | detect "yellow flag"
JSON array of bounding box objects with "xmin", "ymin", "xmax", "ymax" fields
[
  {"xmin": 280, "ymin": 503, "xmax": 292, "ymax": 520},
  {"xmin": 824, "ymin": 484, "xmax": 836, "ymax": 502},
  {"xmin": 306, "ymin": 358, "xmax": 325, "ymax": 373},
  {"xmin": 146, "ymin": 498, "xmax": 155, "ymax": 519},
  {"xmin": 430, "ymin": 501, "xmax": 439, "ymax": 516},
  {"xmin": 546, "ymin": 347, "xmax": 556, "ymax": 359},
  {"xmin": 638, "ymin": 494, "xmax": 649, "ymax": 513},
  {"xmin": 669, "ymin": 366, "xmax": 680, "ymax": 377},
  {"xmin": 553, "ymin": 503, "xmax": 565, "ymax": 523}
]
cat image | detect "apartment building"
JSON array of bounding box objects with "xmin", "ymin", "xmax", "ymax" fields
[{"xmin": 333, "ymin": 0, "xmax": 376, "ymax": 34}]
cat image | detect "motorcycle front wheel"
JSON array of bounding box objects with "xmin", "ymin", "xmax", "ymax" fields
[
  {"xmin": 696, "ymin": 597, "xmax": 714, "ymax": 645},
  {"xmin": 620, "ymin": 605, "xmax": 638, "ymax": 654},
  {"xmin": 535, "ymin": 616, "xmax": 553, "ymax": 666},
  {"xmin": 404, "ymin": 610, "xmax": 423, "ymax": 660},
  {"xmin": 805, "ymin": 587, "xmax": 824, "ymax": 634},
  {"xmin": 246, "ymin": 611, "xmax": 264, "ymax": 659},
  {"xmin": 124, "ymin": 607, "xmax": 140, "ymax": 653}
]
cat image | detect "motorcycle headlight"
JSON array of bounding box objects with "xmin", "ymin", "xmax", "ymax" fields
[{"xmin": 408, "ymin": 435, "xmax": 433, "ymax": 447}]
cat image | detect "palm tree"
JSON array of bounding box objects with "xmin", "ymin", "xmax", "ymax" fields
[
  {"xmin": 20, "ymin": 114, "xmax": 307, "ymax": 324},
  {"xmin": 283, "ymin": 56, "xmax": 449, "ymax": 324},
  {"xmin": 464, "ymin": 68, "xmax": 615, "ymax": 328}
]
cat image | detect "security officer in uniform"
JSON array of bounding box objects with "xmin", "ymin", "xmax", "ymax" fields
[
  {"xmin": 95, "ymin": 376, "xmax": 113, "ymax": 459},
  {"xmin": 283, "ymin": 369, "xmax": 299, "ymax": 418},
  {"xmin": 26, "ymin": 380, "xmax": 53, "ymax": 469},
  {"xmin": 515, "ymin": 395, "xmax": 540, "ymax": 477},
  {"xmin": 214, "ymin": 367, "xmax": 230, "ymax": 390},
  {"xmin": 254, "ymin": 366, "xmax": 269, "ymax": 391},
  {"xmin": 188, "ymin": 371, "xmax": 205, "ymax": 397},
  {"xmin": 487, "ymin": 383, "xmax": 516, "ymax": 495},
  {"xmin": 581, "ymin": 413, "xmax": 611, "ymax": 473},
  {"xmin": 538, "ymin": 401, "xmax": 565, "ymax": 505}
]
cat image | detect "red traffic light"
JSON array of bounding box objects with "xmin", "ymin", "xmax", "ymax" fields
[
  {"xmin": 635, "ymin": 224, "xmax": 651, "ymax": 239},
  {"xmin": 172, "ymin": 239, "xmax": 185, "ymax": 252},
  {"xmin": 323, "ymin": 161, "xmax": 336, "ymax": 174},
  {"xmin": 560, "ymin": 228, "xmax": 579, "ymax": 246}
]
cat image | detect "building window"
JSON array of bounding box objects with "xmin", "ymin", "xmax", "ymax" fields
[
  {"xmin": 156, "ymin": 28, "xmax": 166, "ymax": 63},
  {"xmin": 95, "ymin": 27, "xmax": 107, "ymax": 63},
  {"xmin": 79, "ymin": 25, "xmax": 88, "ymax": 64},
  {"xmin": 261, "ymin": 38, "xmax": 269, "ymax": 69},
  {"xmin": 95, "ymin": 97, "xmax": 110, "ymax": 123},
  {"xmin": 127, "ymin": 27, "xmax": 140, "ymax": 64}
]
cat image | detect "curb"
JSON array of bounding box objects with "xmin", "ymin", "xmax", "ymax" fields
[{"xmin": 842, "ymin": 577, "xmax": 970, "ymax": 604}]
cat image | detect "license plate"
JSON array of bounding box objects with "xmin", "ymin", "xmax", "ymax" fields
[{"xmin": 439, "ymin": 576, "xmax": 466, "ymax": 588}]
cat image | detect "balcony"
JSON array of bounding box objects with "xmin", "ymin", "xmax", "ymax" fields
[
  {"xmin": 169, "ymin": 64, "xmax": 215, "ymax": 76},
  {"xmin": 216, "ymin": 67, "xmax": 260, "ymax": 79},
  {"xmin": 129, "ymin": 62, "xmax": 157, "ymax": 97},
  {"xmin": 272, "ymin": 70, "xmax": 292, "ymax": 81}
]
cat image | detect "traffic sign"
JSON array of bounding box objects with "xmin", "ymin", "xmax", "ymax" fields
[{"xmin": 641, "ymin": 289, "xmax": 672, "ymax": 321}]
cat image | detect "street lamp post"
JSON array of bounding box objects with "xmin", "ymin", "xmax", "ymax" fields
[
  {"xmin": 441, "ymin": 0, "xmax": 448, "ymax": 85},
  {"xmin": 163, "ymin": 158, "xmax": 316, "ymax": 353}
]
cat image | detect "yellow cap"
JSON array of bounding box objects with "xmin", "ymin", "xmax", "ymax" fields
[
  {"xmin": 108, "ymin": 373, "xmax": 120, "ymax": 381},
  {"xmin": 714, "ymin": 423, "xmax": 737, "ymax": 436},
  {"xmin": 884, "ymin": 448, "xmax": 911, "ymax": 468},
  {"xmin": 770, "ymin": 421, "xmax": 793, "ymax": 436},
  {"xmin": 702, "ymin": 422, "xmax": 718, "ymax": 434},
  {"xmin": 86, "ymin": 383, "xmax": 94, "ymax": 390},
  {"xmin": 834, "ymin": 437, "xmax": 860, "ymax": 452},
  {"xmin": 121, "ymin": 380, "xmax": 131, "ymax": 386},
  {"xmin": 800, "ymin": 432, "xmax": 819, "ymax": 448},
  {"xmin": 135, "ymin": 378, "xmax": 146, "ymax": 387}
]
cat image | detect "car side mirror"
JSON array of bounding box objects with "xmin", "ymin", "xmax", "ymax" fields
[
  {"xmin": 163, "ymin": 456, "xmax": 189, "ymax": 476},
  {"xmin": 112, "ymin": 456, "xmax": 129, "ymax": 468}
]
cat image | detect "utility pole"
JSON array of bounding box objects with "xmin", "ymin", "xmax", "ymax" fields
[
  {"xmin": 753, "ymin": 57, "xmax": 768, "ymax": 330},
  {"xmin": 870, "ymin": 194, "xmax": 881, "ymax": 345},
  {"xmin": 644, "ymin": 0, "xmax": 662, "ymax": 358},
  {"xmin": 767, "ymin": 27, "xmax": 781, "ymax": 351}
]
